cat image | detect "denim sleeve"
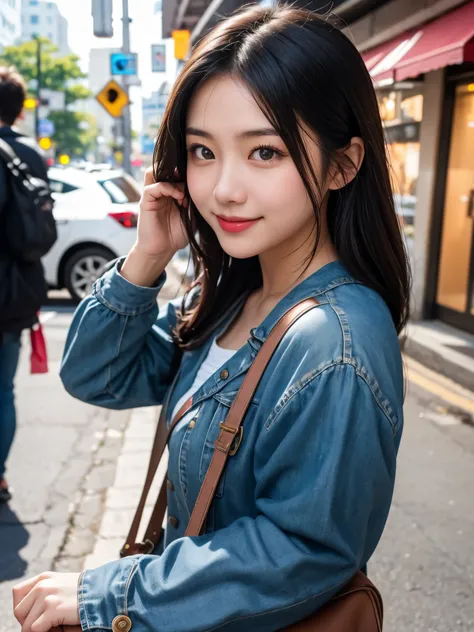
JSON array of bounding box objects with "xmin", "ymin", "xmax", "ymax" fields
[
  {"xmin": 77, "ymin": 363, "xmax": 399, "ymax": 632},
  {"xmin": 60, "ymin": 258, "xmax": 183, "ymax": 409}
]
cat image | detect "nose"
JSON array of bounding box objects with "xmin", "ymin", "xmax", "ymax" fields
[{"xmin": 213, "ymin": 163, "xmax": 248, "ymax": 206}]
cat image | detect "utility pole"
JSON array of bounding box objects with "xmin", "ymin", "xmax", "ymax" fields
[
  {"xmin": 34, "ymin": 35, "xmax": 41, "ymax": 141},
  {"xmin": 121, "ymin": 0, "xmax": 132, "ymax": 175}
]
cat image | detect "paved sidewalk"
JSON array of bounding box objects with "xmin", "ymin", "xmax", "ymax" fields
[
  {"xmin": 404, "ymin": 321, "xmax": 474, "ymax": 392},
  {"xmin": 83, "ymin": 406, "xmax": 163, "ymax": 569}
]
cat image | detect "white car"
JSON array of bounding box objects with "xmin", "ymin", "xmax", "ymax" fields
[{"xmin": 42, "ymin": 167, "xmax": 140, "ymax": 301}]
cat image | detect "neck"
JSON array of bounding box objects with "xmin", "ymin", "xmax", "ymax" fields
[{"xmin": 256, "ymin": 206, "xmax": 338, "ymax": 303}]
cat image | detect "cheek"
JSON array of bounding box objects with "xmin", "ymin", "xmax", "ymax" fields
[
  {"xmin": 256, "ymin": 165, "xmax": 311, "ymax": 219},
  {"xmin": 187, "ymin": 165, "xmax": 212, "ymax": 212}
]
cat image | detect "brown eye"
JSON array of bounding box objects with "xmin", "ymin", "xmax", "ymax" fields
[
  {"xmin": 194, "ymin": 146, "xmax": 214, "ymax": 160},
  {"xmin": 251, "ymin": 146, "xmax": 283, "ymax": 161},
  {"xmin": 257, "ymin": 148, "xmax": 274, "ymax": 160}
]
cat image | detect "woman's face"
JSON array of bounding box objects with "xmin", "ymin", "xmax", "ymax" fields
[{"xmin": 186, "ymin": 74, "xmax": 327, "ymax": 261}]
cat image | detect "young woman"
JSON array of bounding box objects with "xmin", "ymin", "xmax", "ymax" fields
[{"xmin": 13, "ymin": 4, "xmax": 410, "ymax": 632}]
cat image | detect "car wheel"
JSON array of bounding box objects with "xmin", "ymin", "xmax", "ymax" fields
[{"xmin": 64, "ymin": 246, "xmax": 115, "ymax": 302}]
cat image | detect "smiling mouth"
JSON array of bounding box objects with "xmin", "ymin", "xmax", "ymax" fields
[
  {"xmin": 215, "ymin": 214, "xmax": 262, "ymax": 222},
  {"xmin": 215, "ymin": 214, "xmax": 262, "ymax": 233}
]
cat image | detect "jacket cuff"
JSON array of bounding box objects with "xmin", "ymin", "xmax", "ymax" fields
[
  {"xmin": 78, "ymin": 557, "xmax": 141, "ymax": 631},
  {"xmin": 92, "ymin": 257, "xmax": 167, "ymax": 316}
]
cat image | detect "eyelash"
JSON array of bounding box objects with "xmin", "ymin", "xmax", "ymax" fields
[
  {"xmin": 252, "ymin": 144, "xmax": 286, "ymax": 161},
  {"xmin": 186, "ymin": 143, "xmax": 286, "ymax": 162}
]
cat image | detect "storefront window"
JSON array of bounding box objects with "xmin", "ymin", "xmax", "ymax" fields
[
  {"xmin": 378, "ymin": 90, "xmax": 424, "ymax": 251},
  {"xmin": 437, "ymin": 83, "xmax": 474, "ymax": 316},
  {"xmin": 401, "ymin": 94, "xmax": 423, "ymax": 122}
]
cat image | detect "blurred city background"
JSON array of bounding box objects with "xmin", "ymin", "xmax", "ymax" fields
[{"xmin": 0, "ymin": 1, "xmax": 474, "ymax": 631}]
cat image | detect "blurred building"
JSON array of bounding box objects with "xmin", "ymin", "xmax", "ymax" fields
[
  {"xmin": 140, "ymin": 0, "xmax": 177, "ymax": 160},
  {"xmin": 0, "ymin": 0, "xmax": 21, "ymax": 51},
  {"xmin": 162, "ymin": 0, "xmax": 474, "ymax": 336},
  {"xmin": 20, "ymin": 0, "xmax": 69, "ymax": 55},
  {"xmin": 141, "ymin": 82, "xmax": 170, "ymax": 157}
]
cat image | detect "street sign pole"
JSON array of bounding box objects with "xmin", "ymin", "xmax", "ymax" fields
[{"xmin": 121, "ymin": 0, "xmax": 132, "ymax": 175}]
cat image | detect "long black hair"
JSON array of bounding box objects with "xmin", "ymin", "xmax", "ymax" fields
[{"xmin": 153, "ymin": 3, "xmax": 411, "ymax": 349}]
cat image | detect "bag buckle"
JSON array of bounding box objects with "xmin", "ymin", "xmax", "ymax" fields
[
  {"xmin": 140, "ymin": 538, "xmax": 155, "ymax": 554},
  {"xmin": 219, "ymin": 423, "xmax": 243, "ymax": 456}
]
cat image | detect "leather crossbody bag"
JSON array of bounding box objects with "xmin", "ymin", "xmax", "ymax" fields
[{"xmin": 121, "ymin": 297, "xmax": 384, "ymax": 631}]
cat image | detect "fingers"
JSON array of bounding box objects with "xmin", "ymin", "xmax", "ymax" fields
[
  {"xmin": 21, "ymin": 597, "xmax": 46, "ymax": 632},
  {"xmin": 14, "ymin": 582, "xmax": 40, "ymax": 625},
  {"xmin": 13, "ymin": 574, "xmax": 49, "ymax": 610},
  {"xmin": 29, "ymin": 609, "xmax": 60, "ymax": 632},
  {"xmin": 144, "ymin": 166, "xmax": 156, "ymax": 186},
  {"xmin": 141, "ymin": 181, "xmax": 187, "ymax": 211}
]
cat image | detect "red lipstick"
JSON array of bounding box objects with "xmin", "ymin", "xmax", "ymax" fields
[{"xmin": 216, "ymin": 215, "xmax": 262, "ymax": 233}]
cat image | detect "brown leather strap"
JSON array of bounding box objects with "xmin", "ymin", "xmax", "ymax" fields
[
  {"xmin": 120, "ymin": 393, "xmax": 194, "ymax": 556},
  {"xmin": 121, "ymin": 296, "xmax": 320, "ymax": 555},
  {"xmin": 185, "ymin": 297, "xmax": 320, "ymax": 536}
]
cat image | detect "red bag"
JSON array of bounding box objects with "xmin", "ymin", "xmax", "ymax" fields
[{"xmin": 30, "ymin": 321, "xmax": 48, "ymax": 374}]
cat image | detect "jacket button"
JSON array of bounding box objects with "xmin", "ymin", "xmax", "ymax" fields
[
  {"xmin": 168, "ymin": 515, "xmax": 179, "ymax": 528},
  {"xmin": 112, "ymin": 615, "xmax": 132, "ymax": 632},
  {"xmin": 188, "ymin": 419, "xmax": 196, "ymax": 429},
  {"xmin": 220, "ymin": 369, "xmax": 229, "ymax": 380},
  {"xmin": 167, "ymin": 478, "xmax": 174, "ymax": 491}
]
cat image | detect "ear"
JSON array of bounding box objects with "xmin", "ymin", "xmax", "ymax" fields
[{"xmin": 327, "ymin": 137, "xmax": 365, "ymax": 191}]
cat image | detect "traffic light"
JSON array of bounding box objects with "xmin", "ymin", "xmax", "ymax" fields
[
  {"xmin": 172, "ymin": 30, "xmax": 190, "ymax": 60},
  {"xmin": 91, "ymin": 0, "xmax": 113, "ymax": 37},
  {"xmin": 39, "ymin": 137, "xmax": 52, "ymax": 150}
]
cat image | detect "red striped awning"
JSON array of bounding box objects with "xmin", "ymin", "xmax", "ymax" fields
[{"xmin": 362, "ymin": 1, "xmax": 474, "ymax": 83}]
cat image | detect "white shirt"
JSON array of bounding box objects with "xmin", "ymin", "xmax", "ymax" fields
[{"xmin": 171, "ymin": 336, "xmax": 237, "ymax": 422}]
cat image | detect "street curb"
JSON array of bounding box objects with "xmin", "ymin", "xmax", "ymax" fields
[
  {"xmin": 402, "ymin": 321, "xmax": 474, "ymax": 394},
  {"xmin": 403, "ymin": 337, "xmax": 473, "ymax": 393}
]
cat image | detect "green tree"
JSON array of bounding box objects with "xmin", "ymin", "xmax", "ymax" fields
[
  {"xmin": 50, "ymin": 111, "xmax": 99, "ymax": 157},
  {"xmin": 0, "ymin": 38, "xmax": 95, "ymax": 155}
]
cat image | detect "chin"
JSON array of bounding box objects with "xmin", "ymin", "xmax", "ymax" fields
[{"xmin": 217, "ymin": 238, "xmax": 261, "ymax": 260}]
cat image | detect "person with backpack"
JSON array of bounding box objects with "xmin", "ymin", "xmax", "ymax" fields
[{"xmin": 0, "ymin": 65, "xmax": 57, "ymax": 504}]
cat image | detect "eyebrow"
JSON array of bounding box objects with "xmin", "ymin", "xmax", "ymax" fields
[{"xmin": 186, "ymin": 126, "xmax": 279, "ymax": 139}]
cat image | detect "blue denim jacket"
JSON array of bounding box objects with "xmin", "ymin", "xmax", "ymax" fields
[{"xmin": 61, "ymin": 258, "xmax": 404, "ymax": 632}]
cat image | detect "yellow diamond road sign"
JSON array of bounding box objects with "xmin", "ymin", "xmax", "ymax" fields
[{"xmin": 95, "ymin": 79, "xmax": 129, "ymax": 118}]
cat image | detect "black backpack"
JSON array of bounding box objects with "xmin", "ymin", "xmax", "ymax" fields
[{"xmin": 0, "ymin": 137, "xmax": 57, "ymax": 263}]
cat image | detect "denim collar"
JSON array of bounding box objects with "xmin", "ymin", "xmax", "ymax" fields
[
  {"xmin": 241, "ymin": 260, "xmax": 356, "ymax": 348},
  {"xmin": 169, "ymin": 260, "xmax": 358, "ymax": 415}
]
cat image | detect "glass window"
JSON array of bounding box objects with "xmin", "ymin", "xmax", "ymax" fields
[
  {"xmin": 30, "ymin": 15, "xmax": 39, "ymax": 24},
  {"xmin": 437, "ymin": 83, "xmax": 474, "ymax": 314},
  {"xmin": 48, "ymin": 179, "xmax": 78, "ymax": 194},
  {"xmin": 378, "ymin": 89, "xmax": 423, "ymax": 255},
  {"xmin": 29, "ymin": 0, "xmax": 39, "ymax": 5},
  {"xmin": 98, "ymin": 176, "xmax": 141, "ymax": 204}
]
